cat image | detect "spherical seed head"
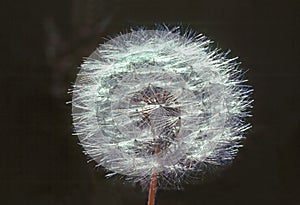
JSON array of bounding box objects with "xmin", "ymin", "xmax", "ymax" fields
[{"xmin": 71, "ymin": 28, "xmax": 252, "ymax": 190}]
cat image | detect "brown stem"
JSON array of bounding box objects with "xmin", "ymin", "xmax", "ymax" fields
[
  {"xmin": 147, "ymin": 145, "xmax": 160, "ymax": 205},
  {"xmin": 147, "ymin": 171, "xmax": 158, "ymax": 205}
]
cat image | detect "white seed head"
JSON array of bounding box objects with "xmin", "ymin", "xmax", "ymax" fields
[{"xmin": 71, "ymin": 27, "xmax": 252, "ymax": 190}]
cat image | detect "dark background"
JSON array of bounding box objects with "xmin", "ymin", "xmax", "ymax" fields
[{"xmin": 2, "ymin": 0, "xmax": 299, "ymax": 204}]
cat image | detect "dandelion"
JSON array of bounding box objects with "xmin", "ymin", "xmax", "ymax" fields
[{"xmin": 71, "ymin": 27, "xmax": 252, "ymax": 205}]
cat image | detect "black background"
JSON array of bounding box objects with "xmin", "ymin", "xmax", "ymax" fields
[{"xmin": 2, "ymin": 0, "xmax": 300, "ymax": 204}]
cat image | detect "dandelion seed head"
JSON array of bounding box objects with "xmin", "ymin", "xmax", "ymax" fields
[{"xmin": 72, "ymin": 28, "xmax": 252, "ymax": 189}]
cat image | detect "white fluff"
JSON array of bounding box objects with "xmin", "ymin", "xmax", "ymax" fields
[{"xmin": 71, "ymin": 27, "xmax": 252, "ymax": 190}]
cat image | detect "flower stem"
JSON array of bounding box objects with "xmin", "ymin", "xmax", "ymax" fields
[
  {"xmin": 148, "ymin": 145, "xmax": 160, "ymax": 205},
  {"xmin": 147, "ymin": 171, "xmax": 158, "ymax": 205}
]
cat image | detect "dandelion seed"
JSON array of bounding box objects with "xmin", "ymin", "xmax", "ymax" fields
[{"xmin": 71, "ymin": 27, "xmax": 252, "ymax": 205}]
